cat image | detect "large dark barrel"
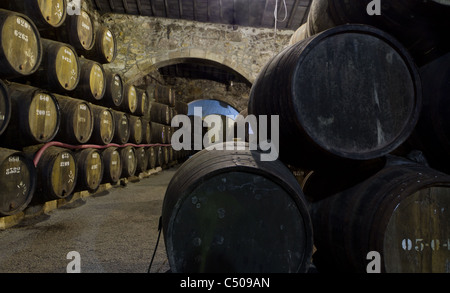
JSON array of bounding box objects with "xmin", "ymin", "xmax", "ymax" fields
[
  {"xmin": 135, "ymin": 147, "xmax": 148, "ymax": 174},
  {"xmin": 135, "ymin": 88, "xmax": 149, "ymax": 117},
  {"xmin": 73, "ymin": 58, "xmax": 106, "ymax": 102},
  {"xmin": 0, "ymin": 83, "xmax": 60, "ymax": 148},
  {"xmin": 101, "ymin": 146, "xmax": 121, "ymax": 184},
  {"xmin": 111, "ymin": 110, "xmax": 130, "ymax": 144},
  {"xmin": 154, "ymin": 146, "xmax": 163, "ymax": 167},
  {"xmin": 150, "ymin": 102, "xmax": 170, "ymax": 125},
  {"xmin": 103, "ymin": 69, "xmax": 124, "ymax": 108},
  {"xmin": 310, "ymin": 156, "xmax": 450, "ymax": 273},
  {"xmin": 403, "ymin": 52, "xmax": 450, "ymax": 175},
  {"xmin": 0, "ymin": 79, "xmax": 11, "ymax": 136},
  {"xmin": 162, "ymin": 142, "xmax": 314, "ymax": 273},
  {"xmin": 83, "ymin": 25, "xmax": 117, "ymax": 64},
  {"xmin": 0, "ymin": 147, "xmax": 36, "ymax": 216},
  {"xmin": 248, "ymin": 24, "xmax": 421, "ymax": 170},
  {"xmin": 24, "ymin": 38, "xmax": 80, "ymax": 93},
  {"xmin": 129, "ymin": 115, "xmax": 143, "ymax": 145},
  {"xmin": 150, "ymin": 122, "xmax": 167, "ymax": 144},
  {"xmin": 87, "ymin": 104, "xmax": 115, "ymax": 145},
  {"xmin": 74, "ymin": 148, "xmax": 104, "ymax": 192},
  {"xmin": 146, "ymin": 147, "xmax": 156, "ymax": 170},
  {"xmin": 0, "ymin": 9, "xmax": 43, "ymax": 79},
  {"xmin": 0, "ymin": 0, "xmax": 67, "ymax": 30},
  {"xmin": 141, "ymin": 118, "xmax": 151, "ymax": 144},
  {"xmin": 174, "ymin": 100, "xmax": 189, "ymax": 116},
  {"xmin": 53, "ymin": 94, "xmax": 94, "ymax": 144},
  {"xmin": 119, "ymin": 146, "xmax": 137, "ymax": 178},
  {"xmin": 154, "ymin": 84, "xmax": 175, "ymax": 107},
  {"xmin": 31, "ymin": 146, "xmax": 77, "ymax": 202},
  {"xmin": 303, "ymin": 0, "xmax": 450, "ymax": 66}
]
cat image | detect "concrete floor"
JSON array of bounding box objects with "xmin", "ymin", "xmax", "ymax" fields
[{"xmin": 0, "ymin": 167, "xmax": 176, "ymax": 273}]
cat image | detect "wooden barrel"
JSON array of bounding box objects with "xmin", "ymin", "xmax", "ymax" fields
[
  {"xmin": 174, "ymin": 100, "xmax": 189, "ymax": 116},
  {"xmin": 161, "ymin": 146, "xmax": 169, "ymax": 166},
  {"xmin": 310, "ymin": 156, "xmax": 450, "ymax": 273},
  {"xmin": 0, "ymin": 0, "xmax": 67, "ymax": 29},
  {"xmin": 101, "ymin": 146, "xmax": 121, "ymax": 184},
  {"xmin": 88, "ymin": 104, "xmax": 115, "ymax": 145},
  {"xmin": 162, "ymin": 142, "xmax": 314, "ymax": 273},
  {"xmin": 288, "ymin": 23, "xmax": 308, "ymax": 46},
  {"xmin": 150, "ymin": 122, "xmax": 166, "ymax": 144},
  {"xmin": 135, "ymin": 88, "xmax": 149, "ymax": 117},
  {"xmin": 50, "ymin": 8, "xmax": 95, "ymax": 54},
  {"xmin": 120, "ymin": 84, "xmax": 137, "ymax": 114},
  {"xmin": 154, "ymin": 84, "xmax": 175, "ymax": 107},
  {"xmin": 305, "ymin": 0, "xmax": 450, "ymax": 65},
  {"xmin": 119, "ymin": 146, "xmax": 137, "ymax": 178},
  {"xmin": 33, "ymin": 146, "xmax": 77, "ymax": 201},
  {"xmin": 129, "ymin": 115, "xmax": 143, "ymax": 145},
  {"xmin": 74, "ymin": 148, "xmax": 103, "ymax": 192},
  {"xmin": 102, "ymin": 69, "xmax": 124, "ymax": 108},
  {"xmin": 53, "ymin": 94, "xmax": 94, "ymax": 144},
  {"xmin": 0, "ymin": 9, "xmax": 43, "ymax": 79},
  {"xmin": 0, "ymin": 79, "xmax": 11, "ymax": 136},
  {"xmin": 404, "ymin": 52, "xmax": 450, "ymax": 175},
  {"xmin": 0, "ymin": 83, "xmax": 60, "ymax": 148},
  {"xmin": 248, "ymin": 24, "xmax": 421, "ymax": 170},
  {"xmin": 111, "ymin": 110, "xmax": 130, "ymax": 145},
  {"xmin": 154, "ymin": 146, "xmax": 163, "ymax": 167},
  {"xmin": 150, "ymin": 102, "xmax": 170, "ymax": 125},
  {"xmin": 146, "ymin": 147, "xmax": 156, "ymax": 170},
  {"xmin": 24, "ymin": 38, "xmax": 80, "ymax": 93},
  {"xmin": 141, "ymin": 118, "xmax": 151, "ymax": 144},
  {"xmin": 0, "ymin": 147, "xmax": 36, "ymax": 216},
  {"xmin": 135, "ymin": 147, "xmax": 148, "ymax": 174},
  {"xmin": 83, "ymin": 25, "xmax": 117, "ymax": 64},
  {"xmin": 73, "ymin": 58, "xmax": 106, "ymax": 102}
]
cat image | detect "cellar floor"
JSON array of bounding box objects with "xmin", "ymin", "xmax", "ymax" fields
[{"xmin": 0, "ymin": 165, "xmax": 177, "ymax": 273}]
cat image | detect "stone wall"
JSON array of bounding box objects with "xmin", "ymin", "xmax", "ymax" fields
[{"xmin": 85, "ymin": 2, "xmax": 295, "ymax": 110}]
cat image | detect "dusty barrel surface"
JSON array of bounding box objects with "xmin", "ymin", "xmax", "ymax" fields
[
  {"xmin": 53, "ymin": 94, "xmax": 94, "ymax": 144},
  {"xmin": 248, "ymin": 24, "xmax": 421, "ymax": 170},
  {"xmin": 0, "ymin": 147, "xmax": 36, "ymax": 216},
  {"xmin": 162, "ymin": 142, "xmax": 314, "ymax": 273},
  {"xmin": 84, "ymin": 25, "xmax": 117, "ymax": 64},
  {"xmin": 135, "ymin": 88, "xmax": 149, "ymax": 117},
  {"xmin": 119, "ymin": 146, "xmax": 137, "ymax": 178},
  {"xmin": 120, "ymin": 84, "xmax": 137, "ymax": 114},
  {"xmin": 74, "ymin": 148, "xmax": 104, "ymax": 192},
  {"xmin": 0, "ymin": 9, "xmax": 43, "ymax": 79},
  {"xmin": 310, "ymin": 156, "xmax": 450, "ymax": 273},
  {"xmin": 146, "ymin": 147, "xmax": 156, "ymax": 170},
  {"xmin": 0, "ymin": 0, "xmax": 67, "ymax": 30},
  {"xmin": 305, "ymin": 0, "xmax": 450, "ymax": 65},
  {"xmin": 150, "ymin": 122, "xmax": 166, "ymax": 144},
  {"xmin": 25, "ymin": 38, "xmax": 80, "ymax": 93},
  {"xmin": 31, "ymin": 146, "xmax": 77, "ymax": 201},
  {"xmin": 111, "ymin": 110, "xmax": 130, "ymax": 144},
  {"xmin": 101, "ymin": 146, "xmax": 121, "ymax": 184},
  {"xmin": 73, "ymin": 58, "xmax": 106, "ymax": 102},
  {"xmin": 0, "ymin": 79, "xmax": 11, "ymax": 136},
  {"xmin": 141, "ymin": 118, "xmax": 151, "ymax": 144},
  {"xmin": 150, "ymin": 102, "xmax": 170, "ymax": 125},
  {"xmin": 88, "ymin": 104, "xmax": 115, "ymax": 145},
  {"xmin": 135, "ymin": 147, "xmax": 148, "ymax": 174},
  {"xmin": 0, "ymin": 83, "xmax": 60, "ymax": 148}
]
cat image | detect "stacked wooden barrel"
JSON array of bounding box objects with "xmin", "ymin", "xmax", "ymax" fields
[
  {"xmin": 252, "ymin": 1, "xmax": 450, "ymax": 273},
  {"xmin": 0, "ymin": 1, "xmax": 191, "ymax": 216}
]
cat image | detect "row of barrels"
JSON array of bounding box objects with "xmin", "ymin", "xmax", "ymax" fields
[
  {"xmin": 0, "ymin": 144, "xmax": 191, "ymax": 217},
  {"xmin": 0, "ymin": 81, "xmax": 175, "ymax": 148},
  {"xmin": 162, "ymin": 143, "xmax": 450, "ymax": 273},
  {"xmin": 161, "ymin": 21, "xmax": 450, "ymax": 272}
]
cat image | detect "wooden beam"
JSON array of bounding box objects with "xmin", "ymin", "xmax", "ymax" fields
[
  {"xmin": 108, "ymin": 0, "xmax": 115, "ymax": 10},
  {"xmin": 122, "ymin": 0, "xmax": 130, "ymax": 13},
  {"xmin": 219, "ymin": 0, "xmax": 224, "ymax": 22},
  {"xmin": 136, "ymin": 0, "xmax": 143, "ymax": 15},
  {"xmin": 149, "ymin": 0, "xmax": 156, "ymax": 16},
  {"xmin": 260, "ymin": 0, "xmax": 270, "ymax": 26},
  {"xmin": 163, "ymin": 0, "xmax": 169, "ymax": 17},
  {"xmin": 193, "ymin": 0, "xmax": 197, "ymax": 21},
  {"xmin": 178, "ymin": 0, "xmax": 183, "ymax": 18},
  {"xmin": 287, "ymin": 0, "xmax": 300, "ymax": 28}
]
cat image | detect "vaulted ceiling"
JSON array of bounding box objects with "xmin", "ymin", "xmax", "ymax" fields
[{"xmin": 91, "ymin": 0, "xmax": 312, "ymax": 31}]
